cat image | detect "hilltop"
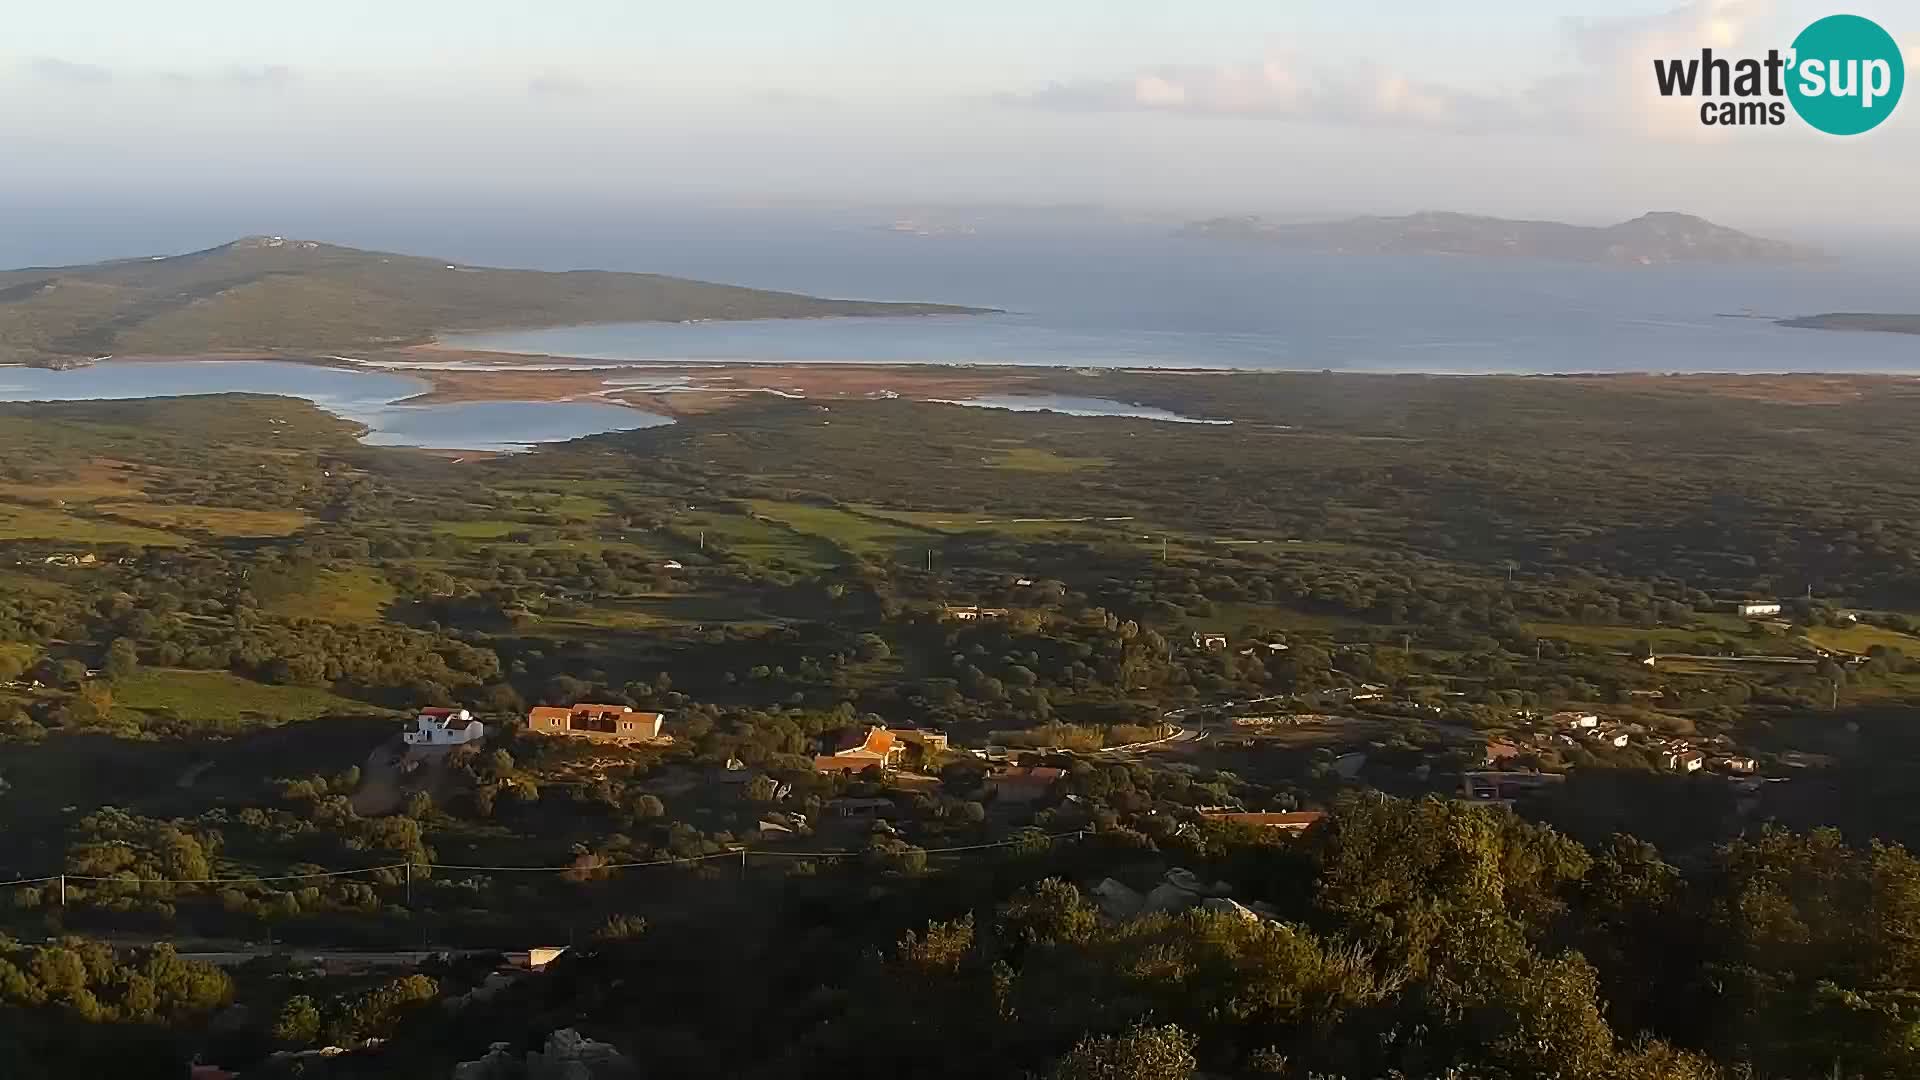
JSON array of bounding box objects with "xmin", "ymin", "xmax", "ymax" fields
[
  {"xmin": 1179, "ymin": 210, "xmax": 1816, "ymax": 265},
  {"xmin": 1776, "ymin": 312, "xmax": 1920, "ymax": 335},
  {"xmin": 0, "ymin": 236, "xmax": 991, "ymax": 364}
]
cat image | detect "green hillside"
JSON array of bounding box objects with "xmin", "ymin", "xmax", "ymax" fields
[{"xmin": 0, "ymin": 236, "xmax": 990, "ymax": 362}]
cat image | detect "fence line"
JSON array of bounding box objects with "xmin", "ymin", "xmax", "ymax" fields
[{"xmin": 0, "ymin": 831, "xmax": 1086, "ymax": 896}]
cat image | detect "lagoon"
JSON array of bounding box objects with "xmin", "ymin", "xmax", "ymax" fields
[
  {"xmin": 931, "ymin": 393, "xmax": 1228, "ymax": 424},
  {"xmin": 0, "ymin": 360, "xmax": 671, "ymax": 452}
]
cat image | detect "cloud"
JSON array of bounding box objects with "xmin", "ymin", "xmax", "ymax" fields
[
  {"xmin": 26, "ymin": 57, "xmax": 112, "ymax": 84},
  {"xmin": 999, "ymin": 1, "xmax": 1775, "ymax": 137},
  {"xmin": 1001, "ymin": 57, "xmax": 1524, "ymax": 132},
  {"xmin": 27, "ymin": 56, "xmax": 293, "ymax": 90}
]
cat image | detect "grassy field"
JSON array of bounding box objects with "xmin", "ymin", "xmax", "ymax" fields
[
  {"xmin": 261, "ymin": 567, "xmax": 395, "ymax": 622},
  {"xmin": 0, "ymin": 568, "xmax": 68, "ymax": 597},
  {"xmin": 678, "ymin": 508, "xmax": 842, "ymax": 573},
  {"xmin": 745, "ymin": 499, "xmax": 941, "ymax": 563},
  {"xmin": 851, "ymin": 504, "xmax": 1138, "ymax": 540},
  {"xmin": 1525, "ymin": 620, "xmax": 1805, "ymax": 656},
  {"xmin": 1804, "ymin": 623, "xmax": 1920, "ymax": 656},
  {"xmin": 0, "ymin": 460, "xmax": 147, "ymax": 505},
  {"xmin": 538, "ymin": 591, "xmax": 780, "ymax": 633},
  {"xmin": 0, "ymin": 502, "xmax": 185, "ymax": 546},
  {"xmin": 93, "ymin": 501, "xmax": 310, "ymax": 537},
  {"xmin": 112, "ymin": 668, "xmax": 367, "ymax": 726}
]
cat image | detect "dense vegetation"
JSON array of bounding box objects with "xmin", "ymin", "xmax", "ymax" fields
[{"xmin": 3, "ymin": 371, "xmax": 1920, "ymax": 1075}]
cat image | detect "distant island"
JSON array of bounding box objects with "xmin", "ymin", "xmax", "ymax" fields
[
  {"xmin": 1179, "ymin": 210, "xmax": 1816, "ymax": 265},
  {"xmin": 0, "ymin": 236, "xmax": 992, "ymax": 365},
  {"xmin": 1776, "ymin": 313, "xmax": 1920, "ymax": 335}
]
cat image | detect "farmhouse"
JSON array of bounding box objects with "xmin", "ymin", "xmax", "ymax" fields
[
  {"xmin": 942, "ymin": 604, "xmax": 1009, "ymax": 621},
  {"xmin": 526, "ymin": 703, "xmax": 664, "ymax": 743},
  {"xmin": 1735, "ymin": 600, "xmax": 1783, "ymax": 617},
  {"xmin": 1192, "ymin": 632, "xmax": 1229, "ymax": 650},
  {"xmin": 1662, "ymin": 748, "xmax": 1706, "ymax": 772},
  {"xmin": 818, "ymin": 725, "xmax": 903, "ymax": 770},
  {"xmin": 1550, "ymin": 711, "xmax": 1600, "ymax": 731},
  {"xmin": 405, "ymin": 708, "xmax": 486, "ymax": 747}
]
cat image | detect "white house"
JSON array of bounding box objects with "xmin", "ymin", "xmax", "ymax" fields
[
  {"xmin": 405, "ymin": 707, "xmax": 486, "ymax": 746},
  {"xmin": 1736, "ymin": 601, "xmax": 1783, "ymax": 617},
  {"xmin": 1550, "ymin": 711, "xmax": 1600, "ymax": 730}
]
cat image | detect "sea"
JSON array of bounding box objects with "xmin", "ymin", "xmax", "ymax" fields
[{"xmin": 2, "ymin": 203, "xmax": 1918, "ymax": 448}]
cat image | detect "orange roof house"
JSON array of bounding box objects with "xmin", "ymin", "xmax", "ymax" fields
[{"xmin": 527, "ymin": 704, "xmax": 664, "ymax": 743}]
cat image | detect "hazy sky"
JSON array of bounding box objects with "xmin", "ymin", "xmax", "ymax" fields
[{"xmin": 3, "ymin": 1, "xmax": 1915, "ymax": 228}]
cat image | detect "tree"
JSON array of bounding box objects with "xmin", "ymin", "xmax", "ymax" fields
[
  {"xmin": 103, "ymin": 639, "xmax": 139, "ymax": 681},
  {"xmin": 1050, "ymin": 1022, "xmax": 1198, "ymax": 1080},
  {"xmin": 272, "ymin": 994, "xmax": 321, "ymax": 1045},
  {"xmin": 52, "ymin": 659, "xmax": 87, "ymax": 689},
  {"xmin": 632, "ymin": 794, "xmax": 665, "ymax": 819}
]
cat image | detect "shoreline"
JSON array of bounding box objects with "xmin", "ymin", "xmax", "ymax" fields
[{"xmin": 11, "ymin": 353, "xmax": 1920, "ymax": 417}]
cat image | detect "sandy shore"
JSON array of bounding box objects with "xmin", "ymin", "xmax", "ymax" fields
[{"xmin": 363, "ymin": 347, "xmax": 1071, "ymax": 416}]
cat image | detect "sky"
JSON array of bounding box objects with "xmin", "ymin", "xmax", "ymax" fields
[{"xmin": 1, "ymin": 1, "xmax": 1916, "ymax": 232}]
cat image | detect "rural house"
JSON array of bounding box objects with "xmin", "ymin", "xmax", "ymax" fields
[
  {"xmin": 526, "ymin": 703, "xmax": 664, "ymax": 743},
  {"xmin": 815, "ymin": 725, "xmax": 903, "ymax": 772},
  {"xmin": 942, "ymin": 604, "xmax": 1009, "ymax": 621},
  {"xmin": 1735, "ymin": 600, "xmax": 1783, "ymax": 617},
  {"xmin": 405, "ymin": 707, "xmax": 486, "ymax": 746}
]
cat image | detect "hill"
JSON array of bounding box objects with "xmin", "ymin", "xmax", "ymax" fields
[
  {"xmin": 1777, "ymin": 312, "xmax": 1920, "ymax": 335},
  {"xmin": 1179, "ymin": 210, "xmax": 1815, "ymax": 265},
  {"xmin": 0, "ymin": 236, "xmax": 991, "ymax": 364}
]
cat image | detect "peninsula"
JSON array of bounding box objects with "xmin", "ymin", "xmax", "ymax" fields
[
  {"xmin": 0, "ymin": 236, "xmax": 992, "ymax": 366},
  {"xmin": 1180, "ymin": 210, "xmax": 1815, "ymax": 265},
  {"xmin": 1776, "ymin": 312, "xmax": 1920, "ymax": 336}
]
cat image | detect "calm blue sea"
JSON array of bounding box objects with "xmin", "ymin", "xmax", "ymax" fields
[
  {"xmin": 5, "ymin": 201, "xmax": 1918, "ymax": 374},
  {"xmin": 416, "ymin": 212, "xmax": 1920, "ymax": 374}
]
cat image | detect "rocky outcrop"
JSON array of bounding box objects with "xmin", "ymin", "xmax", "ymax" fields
[{"xmin": 453, "ymin": 1029, "xmax": 637, "ymax": 1079}]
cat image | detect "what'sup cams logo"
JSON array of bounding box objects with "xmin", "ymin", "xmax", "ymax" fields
[{"xmin": 1654, "ymin": 13, "xmax": 1903, "ymax": 134}]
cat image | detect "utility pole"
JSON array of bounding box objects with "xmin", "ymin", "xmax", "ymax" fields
[
  {"xmin": 404, "ymin": 861, "xmax": 412, "ymax": 905},
  {"xmin": 57, "ymin": 874, "xmax": 65, "ymax": 907},
  {"xmin": 1402, "ymin": 633, "xmax": 1411, "ymax": 659},
  {"xmin": 698, "ymin": 529, "xmax": 705, "ymax": 552},
  {"xmin": 1161, "ymin": 537, "xmax": 1168, "ymax": 563}
]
